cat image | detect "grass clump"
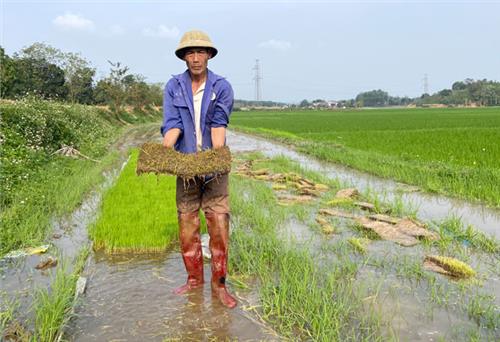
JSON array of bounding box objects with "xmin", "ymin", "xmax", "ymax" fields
[
  {"xmin": 327, "ymin": 197, "xmax": 355, "ymax": 207},
  {"xmin": 90, "ymin": 149, "xmax": 178, "ymax": 253},
  {"xmin": 32, "ymin": 247, "xmax": 89, "ymax": 341},
  {"xmin": 433, "ymin": 216, "xmax": 499, "ymax": 254},
  {"xmin": 348, "ymin": 237, "xmax": 370, "ymax": 254}
]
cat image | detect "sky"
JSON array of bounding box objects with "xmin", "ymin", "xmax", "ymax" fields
[{"xmin": 2, "ymin": 0, "xmax": 500, "ymax": 103}]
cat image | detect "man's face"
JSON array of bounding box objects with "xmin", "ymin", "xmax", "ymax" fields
[{"xmin": 184, "ymin": 48, "xmax": 211, "ymax": 77}]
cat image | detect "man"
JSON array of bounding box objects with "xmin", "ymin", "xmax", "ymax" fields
[{"xmin": 161, "ymin": 30, "xmax": 237, "ymax": 309}]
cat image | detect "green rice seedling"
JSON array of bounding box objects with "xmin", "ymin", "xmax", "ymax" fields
[
  {"xmin": 0, "ymin": 295, "xmax": 19, "ymax": 334},
  {"xmin": 32, "ymin": 247, "xmax": 89, "ymax": 341},
  {"xmin": 229, "ymin": 174, "xmax": 388, "ymax": 340},
  {"xmin": 466, "ymin": 292, "xmax": 500, "ymax": 330},
  {"xmin": 348, "ymin": 237, "xmax": 370, "ymax": 254},
  {"xmin": 327, "ymin": 197, "xmax": 355, "ymax": 207},
  {"xmin": 393, "ymin": 255, "xmax": 429, "ymax": 282},
  {"xmin": 90, "ymin": 149, "xmax": 178, "ymax": 253},
  {"xmin": 433, "ymin": 216, "xmax": 499, "ymax": 254}
]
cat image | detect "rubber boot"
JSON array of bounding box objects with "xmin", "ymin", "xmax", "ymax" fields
[
  {"xmin": 174, "ymin": 211, "xmax": 204, "ymax": 295},
  {"xmin": 205, "ymin": 212, "xmax": 237, "ymax": 308}
]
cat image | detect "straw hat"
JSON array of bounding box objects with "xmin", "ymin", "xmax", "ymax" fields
[{"xmin": 175, "ymin": 30, "xmax": 218, "ymax": 59}]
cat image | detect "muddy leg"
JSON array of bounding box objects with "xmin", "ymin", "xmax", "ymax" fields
[
  {"xmin": 174, "ymin": 211, "xmax": 204, "ymax": 295},
  {"xmin": 205, "ymin": 212, "xmax": 237, "ymax": 308}
]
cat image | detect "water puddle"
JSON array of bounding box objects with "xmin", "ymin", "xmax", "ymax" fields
[
  {"xmin": 227, "ymin": 131, "xmax": 500, "ymax": 238},
  {"xmin": 67, "ymin": 252, "xmax": 277, "ymax": 341}
]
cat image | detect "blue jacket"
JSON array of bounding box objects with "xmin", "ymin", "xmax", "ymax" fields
[{"xmin": 161, "ymin": 69, "xmax": 234, "ymax": 154}]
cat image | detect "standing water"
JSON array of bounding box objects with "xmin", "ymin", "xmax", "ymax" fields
[{"xmin": 227, "ymin": 131, "xmax": 500, "ymax": 238}]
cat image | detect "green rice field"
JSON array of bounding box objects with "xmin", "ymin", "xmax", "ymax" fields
[{"xmin": 231, "ymin": 107, "xmax": 500, "ymax": 207}]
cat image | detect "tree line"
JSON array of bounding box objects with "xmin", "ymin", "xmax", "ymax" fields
[
  {"xmin": 297, "ymin": 79, "xmax": 500, "ymax": 108},
  {"xmin": 0, "ymin": 43, "xmax": 163, "ymax": 120}
]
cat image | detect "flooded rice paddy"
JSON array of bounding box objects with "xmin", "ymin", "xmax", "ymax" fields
[{"xmin": 1, "ymin": 125, "xmax": 499, "ymax": 341}]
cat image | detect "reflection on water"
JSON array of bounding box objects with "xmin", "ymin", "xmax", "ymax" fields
[{"xmin": 68, "ymin": 252, "xmax": 277, "ymax": 341}]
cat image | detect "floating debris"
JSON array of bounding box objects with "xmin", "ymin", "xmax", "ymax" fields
[
  {"xmin": 235, "ymin": 159, "xmax": 328, "ymax": 197},
  {"xmin": 136, "ymin": 143, "xmax": 232, "ymax": 179},
  {"xmin": 335, "ymin": 188, "xmax": 360, "ymax": 199},
  {"xmin": 319, "ymin": 208, "xmax": 356, "ymax": 219},
  {"xmin": 252, "ymin": 168, "xmax": 269, "ymax": 176},
  {"xmin": 356, "ymin": 216, "xmax": 439, "ymax": 247},
  {"xmin": 423, "ymin": 255, "xmax": 476, "ymax": 279},
  {"xmin": 75, "ymin": 276, "xmax": 87, "ymax": 298},
  {"xmin": 356, "ymin": 217, "xmax": 419, "ymax": 246},
  {"xmin": 314, "ymin": 184, "xmax": 329, "ymax": 191},
  {"xmin": 327, "ymin": 197, "xmax": 354, "ymax": 207},
  {"xmin": 353, "ymin": 201, "xmax": 377, "ymax": 212},
  {"xmin": 368, "ymin": 214, "xmax": 401, "ymax": 225},
  {"xmin": 201, "ymin": 233, "xmax": 211, "ymax": 259},
  {"xmin": 272, "ymin": 184, "xmax": 287, "ymax": 191},
  {"xmin": 395, "ymin": 218, "xmax": 439, "ymax": 241},
  {"xmin": 35, "ymin": 256, "xmax": 58, "ymax": 270},
  {"xmin": 348, "ymin": 237, "xmax": 370, "ymax": 254},
  {"xmin": 277, "ymin": 193, "xmax": 315, "ymax": 205},
  {"xmin": 316, "ymin": 216, "xmax": 335, "ymax": 234},
  {"xmin": 3, "ymin": 244, "xmax": 50, "ymax": 259},
  {"xmin": 297, "ymin": 187, "xmax": 321, "ymax": 197}
]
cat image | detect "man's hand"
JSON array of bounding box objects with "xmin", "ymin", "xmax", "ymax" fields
[
  {"xmin": 163, "ymin": 128, "xmax": 181, "ymax": 148},
  {"xmin": 211, "ymin": 127, "xmax": 226, "ymax": 149}
]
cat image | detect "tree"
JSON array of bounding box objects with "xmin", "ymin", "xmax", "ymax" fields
[
  {"xmin": 0, "ymin": 46, "xmax": 16, "ymax": 98},
  {"xmin": 17, "ymin": 42, "xmax": 96, "ymax": 103},
  {"xmin": 99, "ymin": 61, "xmax": 130, "ymax": 123},
  {"xmin": 355, "ymin": 89, "xmax": 389, "ymax": 107},
  {"xmin": 10, "ymin": 57, "xmax": 67, "ymax": 99}
]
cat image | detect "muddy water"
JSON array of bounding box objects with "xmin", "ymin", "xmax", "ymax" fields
[
  {"xmin": 68, "ymin": 252, "xmax": 275, "ymax": 341},
  {"xmin": 0, "ymin": 124, "xmax": 160, "ymax": 334},
  {"xmin": 227, "ymin": 131, "xmax": 500, "ymax": 238}
]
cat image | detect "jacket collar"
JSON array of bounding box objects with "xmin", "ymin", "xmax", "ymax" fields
[{"xmin": 173, "ymin": 69, "xmax": 222, "ymax": 129}]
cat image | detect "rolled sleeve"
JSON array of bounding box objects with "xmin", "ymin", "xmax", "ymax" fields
[
  {"xmin": 161, "ymin": 81, "xmax": 184, "ymax": 136},
  {"xmin": 210, "ymin": 81, "xmax": 234, "ymax": 128}
]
